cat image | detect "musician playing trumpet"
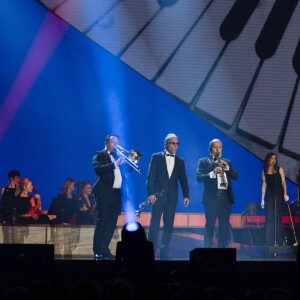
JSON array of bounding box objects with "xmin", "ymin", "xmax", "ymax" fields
[{"xmin": 196, "ymin": 139, "xmax": 238, "ymax": 248}]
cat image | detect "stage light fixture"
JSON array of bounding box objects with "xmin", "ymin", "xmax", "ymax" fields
[{"xmin": 116, "ymin": 221, "xmax": 154, "ymax": 271}]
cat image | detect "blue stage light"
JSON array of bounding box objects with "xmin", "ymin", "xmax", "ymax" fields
[{"xmin": 125, "ymin": 221, "xmax": 139, "ymax": 232}]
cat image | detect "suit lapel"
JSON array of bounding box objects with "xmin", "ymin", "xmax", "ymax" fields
[
  {"xmin": 161, "ymin": 152, "xmax": 169, "ymax": 178},
  {"xmin": 170, "ymin": 156, "xmax": 178, "ymax": 179},
  {"xmin": 208, "ymin": 156, "xmax": 215, "ymax": 170}
]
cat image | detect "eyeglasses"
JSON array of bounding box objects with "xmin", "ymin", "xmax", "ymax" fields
[{"xmin": 168, "ymin": 142, "xmax": 179, "ymax": 145}]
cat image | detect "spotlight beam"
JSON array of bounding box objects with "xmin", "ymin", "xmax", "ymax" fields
[{"xmin": 0, "ymin": 12, "xmax": 68, "ymax": 140}]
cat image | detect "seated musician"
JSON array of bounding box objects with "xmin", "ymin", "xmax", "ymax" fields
[
  {"xmin": 48, "ymin": 178, "xmax": 78, "ymax": 224},
  {"xmin": 0, "ymin": 170, "xmax": 21, "ymax": 224},
  {"xmin": 76, "ymin": 181, "xmax": 97, "ymax": 225},
  {"xmin": 16, "ymin": 178, "xmax": 49, "ymax": 224}
]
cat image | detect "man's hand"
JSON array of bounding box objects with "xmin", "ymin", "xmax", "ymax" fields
[
  {"xmin": 115, "ymin": 156, "xmax": 125, "ymax": 167},
  {"xmin": 214, "ymin": 167, "xmax": 223, "ymax": 175},
  {"xmin": 183, "ymin": 198, "xmax": 189, "ymax": 207},
  {"xmin": 148, "ymin": 195, "xmax": 156, "ymax": 205}
]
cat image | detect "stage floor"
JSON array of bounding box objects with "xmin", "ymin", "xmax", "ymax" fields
[
  {"xmin": 1, "ymin": 224, "xmax": 299, "ymax": 300},
  {"xmin": 0, "ymin": 224, "xmax": 298, "ymax": 262}
]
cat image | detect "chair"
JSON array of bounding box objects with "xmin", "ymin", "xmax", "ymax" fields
[{"xmin": 241, "ymin": 202, "xmax": 264, "ymax": 248}]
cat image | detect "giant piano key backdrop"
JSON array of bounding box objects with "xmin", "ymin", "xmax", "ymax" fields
[{"xmin": 0, "ymin": 0, "xmax": 298, "ymax": 213}]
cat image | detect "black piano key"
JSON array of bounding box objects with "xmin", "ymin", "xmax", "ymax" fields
[
  {"xmin": 220, "ymin": 0, "xmax": 260, "ymax": 42},
  {"xmin": 279, "ymin": 39, "xmax": 300, "ymax": 159},
  {"xmin": 194, "ymin": 0, "xmax": 274, "ymax": 128},
  {"xmin": 190, "ymin": 0, "xmax": 259, "ymax": 109},
  {"xmin": 292, "ymin": 38, "xmax": 300, "ymax": 76},
  {"xmin": 36, "ymin": 0, "xmax": 66, "ymax": 11},
  {"xmin": 255, "ymin": 0, "xmax": 298, "ymax": 60},
  {"xmin": 158, "ymin": 0, "xmax": 179, "ymax": 8}
]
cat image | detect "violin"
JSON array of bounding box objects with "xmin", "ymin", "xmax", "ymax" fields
[{"xmin": 29, "ymin": 187, "xmax": 42, "ymax": 218}]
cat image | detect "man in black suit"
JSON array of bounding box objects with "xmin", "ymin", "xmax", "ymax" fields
[
  {"xmin": 196, "ymin": 139, "xmax": 238, "ymax": 248},
  {"xmin": 147, "ymin": 133, "xmax": 189, "ymax": 259},
  {"xmin": 92, "ymin": 134, "xmax": 126, "ymax": 260}
]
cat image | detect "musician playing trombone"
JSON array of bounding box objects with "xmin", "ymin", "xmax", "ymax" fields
[
  {"xmin": 92, "ymin": 134, "xmax": 127, "ymax": 260},
  {"xmin": 147, "ymin": 133, "xmax": 189, "ymax": 260}
]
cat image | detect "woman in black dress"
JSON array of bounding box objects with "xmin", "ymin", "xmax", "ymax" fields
[
  {"xmin": 16, "ymin": 178, "xmax": 40, "ymax": 223},
  {"xmin": 76, "ymin": 181, "xmax": 96, "ymax": 225},
  {"xmin": 53, "ymin": 178, "xmax": 78, "ymax": 224},
  {"xmin": 261, "ymin": 153, "xmax": 289, "ymax": 246}
]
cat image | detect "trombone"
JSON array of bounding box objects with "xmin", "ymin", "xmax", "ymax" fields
[{"xmin": 114, "ymin": 145, "xmax": 142, "ymax": 174}]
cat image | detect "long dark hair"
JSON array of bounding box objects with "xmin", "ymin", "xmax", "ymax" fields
[
  {"xmin": 59, "ymin": 178, "xmax": 75, "ymax": 195},
  {"xmin": 263, "ymin": 152, "xmax": 279, "ymax": 174},
  {"xmin": 77, "ymin": 181, "xmax": 92, "ymax": 200}
]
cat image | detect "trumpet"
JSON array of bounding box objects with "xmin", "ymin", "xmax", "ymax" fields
[
  {"xmin": 114, "ymin": 145, "xmax": 142, "ymax": 174},
  {"xmin": 135, "ymin": 190, "xmax": 164, "ymax": 218}
]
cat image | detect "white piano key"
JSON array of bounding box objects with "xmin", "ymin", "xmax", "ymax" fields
[
  {"xmin": 120, "ymin": 0, "xmax": 210, "ymax": 80},
  {"xmin": 87, "ymin": 0, "xmax": 159, "ymax": 56},
  {"xmin": 54, "ymin": 0, "xmax": 119, "ymax": 33},
  {"xmin": 281, "ymin": 87, "xmax": 300, "ymax": 156},
  {"xmin": 155, "ymin": 0, "xmax": 234, "ymax": 104},
  {"xmin": 195, "ymin": 0, "xmax": 275, "ymax": 127},
  {"xmin": 237, "ymin": 1, "xmax": 300, "ymax": 147}
]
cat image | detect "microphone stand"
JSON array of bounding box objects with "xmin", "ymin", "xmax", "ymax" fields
[{"xmin": 274, "ymin": 168, "xmax": 278, "ymax": 248}]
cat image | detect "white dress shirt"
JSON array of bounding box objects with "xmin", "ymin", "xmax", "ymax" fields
[
  {"xmin": 165, "ymin": 151, "xmax": 175, "ymax": 178},
  {"xmin": 107, "ymin": 150, "xmax": 122, "ymax": 189}
]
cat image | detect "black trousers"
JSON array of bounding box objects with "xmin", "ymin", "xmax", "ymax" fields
[
  {"xmin": 204, "ymin": 192, "xmax": 231, "ymax": 248},
  {"xmin": 148, "ymin": 198, "xmax": 177, "ymax": 255},
  {"xmin": 93, "ymin": 188, "xmax": 121, "ymax": 255}
]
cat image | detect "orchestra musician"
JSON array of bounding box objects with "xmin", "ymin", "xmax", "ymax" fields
[
  {"xmin": 77, "ymin": 181, "xmax": 97, "ymax": 225},
  {"xmin": 0, "ymin": 170, "xmax": 21, "ymax": 224}
]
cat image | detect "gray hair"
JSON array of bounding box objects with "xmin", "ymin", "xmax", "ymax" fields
[{"xmin": 164, "ymin": 133, "xmax": 178, "ymax": 147}]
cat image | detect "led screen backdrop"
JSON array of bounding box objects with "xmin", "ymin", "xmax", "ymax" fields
[{"xmin": 0, "ymin": 0, "xmax": 299, "ymax": 214}]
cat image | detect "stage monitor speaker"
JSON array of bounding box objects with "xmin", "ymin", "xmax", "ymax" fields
[
  {"xmin": 0, "ymin": 243, "xmax": 54, "ymax": 273},
  {"xmin": 190, "ymin": 248, "xmax": 236, "ymax": 271}
]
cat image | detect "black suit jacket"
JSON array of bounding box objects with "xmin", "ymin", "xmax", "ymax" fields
[
  {"xmin": 147, "ymin": 152, "xmax": 189, "ymax": 203},
  {"xmin": 92, "ymin": 150, "xmax": 128, "ymax": 200},
  {"xmin": 196, "ymin": 156, "xmax": 238, "ymax": 204}
]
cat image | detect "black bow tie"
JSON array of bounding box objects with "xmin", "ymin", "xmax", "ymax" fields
[{"xmin": 166, "ymin": 154, "xmax": 174, "ymax": 157}]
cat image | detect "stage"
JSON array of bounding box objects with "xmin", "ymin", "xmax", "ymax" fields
[
  {"xmin": 1, "ymin": 215, "xmax": 300, "ymax": 299},
  {"xmin": 1, "ymin": 212, "xmax": 299, "ymax": 261}
]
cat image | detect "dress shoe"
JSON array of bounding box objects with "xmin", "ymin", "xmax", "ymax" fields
[{"xmin": 101, "ymin": 252, "xmax": 115, "ymax": 260}]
